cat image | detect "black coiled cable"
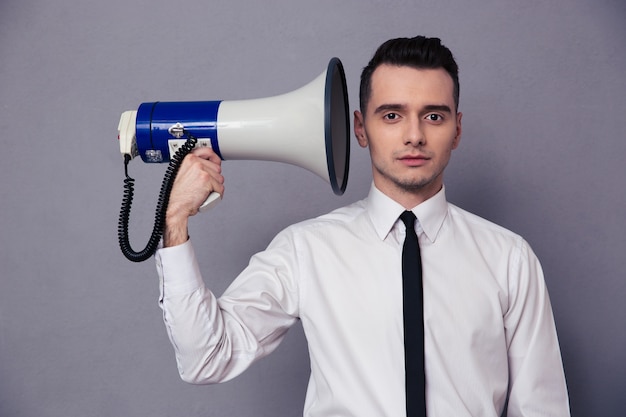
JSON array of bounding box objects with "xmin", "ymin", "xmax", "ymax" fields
[{"xmin": 118, "ymin": 133, "xmax": 198, "ymax": 262}]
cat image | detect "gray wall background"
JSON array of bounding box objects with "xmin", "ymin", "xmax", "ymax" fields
[{"xmin": 1, "ymin": 0, "xmax": 624, "ymax": 416}]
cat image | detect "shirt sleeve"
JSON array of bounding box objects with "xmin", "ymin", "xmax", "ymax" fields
[
  {"xmin": 504, "ymin": 239, "xmax": 571, "ymax": 416},
  {"xmin": 155, "ymin": 235, "xmax": 300, "ymax": 384}
]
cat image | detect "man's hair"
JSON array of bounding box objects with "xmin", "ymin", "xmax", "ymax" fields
[{"xmin": 359, "ymin": 36, "xmax": 460, "ymax": 114}]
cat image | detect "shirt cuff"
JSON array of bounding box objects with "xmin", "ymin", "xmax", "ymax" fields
[{"xmin": 155, "ymin": 239, "xmax": 204, "ymax": 297}]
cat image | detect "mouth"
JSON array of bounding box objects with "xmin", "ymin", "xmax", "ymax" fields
[{"xmin": 398, "ymin": 154, "xmax": 429, "ymax": 167}]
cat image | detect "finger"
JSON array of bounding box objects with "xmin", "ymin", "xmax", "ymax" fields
[
  {"xmin": 192, "ymin": 146, "xmax": 223, "ymax": 164},
  {"xmin": 182, "ymin": 151, "xmax": 221, "ymax": 174},
  {"xmin": 183, "ymin": 154, "xmax": 225, "ymax": 197}
]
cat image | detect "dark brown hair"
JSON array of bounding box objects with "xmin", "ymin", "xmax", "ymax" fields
[{"xmin": 359, "ymin": 36, "xmax": 460, "ymax": 113}]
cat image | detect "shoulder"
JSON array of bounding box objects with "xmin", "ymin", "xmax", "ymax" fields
[
  {"xmin": 446, "ymin": 204, "xmax": 543, "ymax": 287},
  {"xmin": 446, "ymin": 202, "xmax": 530, "ymax": 251},
  {"xmin": 272, "ymin": 198, "xmax": 370, "ymax": 245},
  {"xmin": 448, "ymin": 203, "xmax": 519, "ymax": 236},
  {"xmin": 296, "ymin": 198, "xmax": 368, "ymax": 232}
]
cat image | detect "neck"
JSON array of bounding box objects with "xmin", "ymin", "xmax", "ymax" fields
[{"xmin": 375, "ymin": 181, "xmax": 443, "ymax": 210}]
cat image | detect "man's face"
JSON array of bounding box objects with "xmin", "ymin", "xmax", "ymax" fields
[{"xmin": 354, "ymin": 64, "xmax": 462, "ymax": 206}]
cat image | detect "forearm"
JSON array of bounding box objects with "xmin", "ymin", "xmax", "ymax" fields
[{"xmin": 163, "ymin": 211, "xmax": 189, "ymax": 247}]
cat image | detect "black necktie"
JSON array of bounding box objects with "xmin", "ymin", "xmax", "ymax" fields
[{"xmin": 400, "ymin": 210, "xmax": 426, "ymax": 416}]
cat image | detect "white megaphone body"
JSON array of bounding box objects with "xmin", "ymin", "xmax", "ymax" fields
[{"xmin": 118, "ymin": 58, "xmax": 350, "ymax": 211}]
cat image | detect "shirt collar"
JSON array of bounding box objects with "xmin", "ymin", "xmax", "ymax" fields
[{"xmin": 366, "ymin": 183, "xmax": 448, "ymax": 243}]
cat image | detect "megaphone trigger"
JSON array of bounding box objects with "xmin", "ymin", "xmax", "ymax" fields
[{"xmin": 199, "ymin": 192, "xmax": 222, "ymax": 212}]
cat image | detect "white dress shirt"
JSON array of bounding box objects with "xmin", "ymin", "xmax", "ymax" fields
[{"xmin": 156, "ymin": 184, "xmax": 570, "ymax": 417}]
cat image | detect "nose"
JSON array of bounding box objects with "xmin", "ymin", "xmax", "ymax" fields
[{"xmin": 404, "ymin": 117, "xmax": 425, "ymax": 146}]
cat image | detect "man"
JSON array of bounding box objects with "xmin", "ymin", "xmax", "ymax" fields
[{"xmin": 156, "ymin": 36, "xmax": 570, "ymax": 416}]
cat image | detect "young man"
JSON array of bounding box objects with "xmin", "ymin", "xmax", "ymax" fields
[{"xmin": 156, "ymin": 36, "xmax": 570, "ymax": 416}]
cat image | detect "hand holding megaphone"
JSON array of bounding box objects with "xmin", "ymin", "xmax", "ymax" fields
[{"xmin": 168, "ymin": 147, "xmax": 225, "ymax": 216}]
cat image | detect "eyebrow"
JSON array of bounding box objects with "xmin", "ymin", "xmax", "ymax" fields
[
  {"xmin": 372, "ymin": 103, "xmax": 453, "ymax": 115},
  {"xmin": 423, "ymin": 104, "xmax": 453, "ymax": 114},
  {"xmin": 372, "ymin": 103, "xmax": 406, "ymax": 115}
]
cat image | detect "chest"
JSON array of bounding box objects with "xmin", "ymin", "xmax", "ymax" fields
[{"xmin": 297, "ymin": 228, "xmax": 510, "ymax": 348}]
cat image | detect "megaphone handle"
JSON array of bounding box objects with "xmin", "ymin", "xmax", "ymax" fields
[{"xmin": 199, "ymin": 191, "xmax": 221, "ymax": 212}]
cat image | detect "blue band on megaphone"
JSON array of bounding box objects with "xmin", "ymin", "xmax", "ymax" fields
[{"xmin": 136, "ymin": 101, "xmax": 223, "ymax": 163}]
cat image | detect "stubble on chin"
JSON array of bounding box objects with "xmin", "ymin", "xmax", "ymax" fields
[{"xmin": 376, "ymin": 164, "xmax": 436, "ymax": 192}]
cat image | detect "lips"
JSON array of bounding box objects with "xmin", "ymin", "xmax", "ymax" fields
[{"xmin": 399, "ymin": 154, "xmax": 429, "ymax": 167}]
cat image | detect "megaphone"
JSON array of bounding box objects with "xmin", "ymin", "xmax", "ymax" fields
[
  {"xmin": 119, "ymin": 57, "xmax": 350, "ymax": 203},
  {"xmin": 117, "ymin": 58, "xmax": 350, "ymax": 262}
]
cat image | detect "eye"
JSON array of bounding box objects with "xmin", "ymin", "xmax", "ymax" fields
[
  {"xmin": 383, "ymin": 112, "xmax": 400, "ymax": 121},
  {"xmin": 425, "ymin": 113, "xmax": 443, "ymax": 122}
]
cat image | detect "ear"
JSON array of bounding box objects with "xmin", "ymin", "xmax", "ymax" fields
[
  {"xmin": 354, "ymin": 110, "xmax": 368, "ymax": 148},
  {"xmin": 452, "ymin": 111, "xmax": 463, "ymax": 149}
]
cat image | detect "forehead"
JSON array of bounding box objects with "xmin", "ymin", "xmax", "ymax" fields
[{"xmin": 367, "ymin": 64, "xmax": 455, "ymax": 113}]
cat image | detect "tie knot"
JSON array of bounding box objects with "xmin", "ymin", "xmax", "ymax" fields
[{"xmin": 400, "ymin": 210, "xmax": 417, "ymax": 230}]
